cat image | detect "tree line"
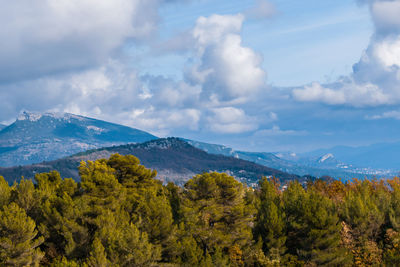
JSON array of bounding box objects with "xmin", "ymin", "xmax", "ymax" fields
[{"xmin": 0, "ymin": 153, "xmax": 400, "ymax": 266}]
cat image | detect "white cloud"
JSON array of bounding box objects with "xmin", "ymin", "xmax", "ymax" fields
[
  {"xmin": 143, "ymin": 76, "xmax": 202, "ymax": 108},
  {"xmin": 367, "ymin": 110, "xmax": 400, "ymax": 120},
  {"xmin": 0, "ymin": 59, "xmax": 204, "ymax": 135},
  {"xmin": 293, "ymin": 82, "xmax": 346, "ymax": 105},
  {"xmin": 124, "ymin": 108, "xmax": 202, "ymax": 136},
  {"xmin": 0, "ymin": 0, "xmax": 162, "ymax": 83},
  {"xmin": 292, "ymin": 0, "xmax": 400, "ymax": 107},
  {"xmin": 0, "ymin": 3, "xmax": 269, "ymax": 138},
  {"xmin": 192, "ymin": 14, "xmax": 244, "ymax": 50},
  {"xmin": 254, "ymin": 125, "xmax": 307, "ymax": 137},
  {"xmin": 207, "ymin": 107, "xmax": 258, "ymax": 134},
  {"xmin": 373, "ymin": 36, "xmax": 400, "ymax": 68},
  {"xmin": 186, "ymin": 14, "xmax": 267, "ymax": 102},
  {"xmin": 292, "ymin": 80, "xmax": 390, "ymax": 106},
  {"xmin": 371, "ymin": 0, "xmax": 400, "ymax": 34}
]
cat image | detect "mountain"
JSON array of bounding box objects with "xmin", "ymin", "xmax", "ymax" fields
[
  {"xmin": 185, "ymin": 139, "xmax": 390, "ymax": 179},
  {"xmin": 0, "ymin": 112, "xmax": 157, "ymax": 167},
  {"xmin": 298, "ymin": 142, "xmax": 400, "ymax": 170},
  {"xmin": 0, "ymin": 138, "xmax": 300, "ymax": 186},
  {"xmin": 0, "ymin": 124, "xmax": 5, "ymax": 131}
]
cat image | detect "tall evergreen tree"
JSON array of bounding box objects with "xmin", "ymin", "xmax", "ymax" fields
[
  {"xmin": 283, "ymin": 181, "xmax": 351, "ymax": 266},
  {"xmin": 0, "ymin": 203, "xmax": 44, "ymax": 266},
  {"xmin": 94, "ymin": 209, "xmax": 160, "ymax": 266},
  {"xmin": 182, "ymin": 172, "xmax": 255, "ymax": 264},
  {"xmin": 106, "ymin": 154, "xmax": 177, "ymax": 261},
  {"xmin": 254, "ymin": 177, "xmax": 286, "ymax": 264},
  {"xmin": 0, "ymin": 176, "xmax": 11, "ymax": 208},
  {"xmin": 340, "ymin": 180, "xmax": 387, "ymax": 265}
]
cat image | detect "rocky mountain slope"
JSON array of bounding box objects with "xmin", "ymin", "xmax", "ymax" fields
[
  {"xmin": 0, "ymin": 112, "xmax": 157, "ymax": 167},
  {"xmin": 0, "ymin": 138, "xmax": 300, "ymax": 186}
]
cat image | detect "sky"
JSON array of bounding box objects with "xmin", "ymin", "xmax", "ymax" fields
[{"xmin": 1, "ymin": 0, "xmax": 400, "ymax": 153}]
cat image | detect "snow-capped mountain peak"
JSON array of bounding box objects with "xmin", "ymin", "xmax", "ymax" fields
[
  {"xmin": 318, "ymin": 153, "xmax": 334, "ymax": 163},
  {"xmin": 17, "ymin": 111, "xmax": 86, "ymax": 122},
  {"xmin": 17, "ymin": 111, "xmax": 43, "ymax": 122}
]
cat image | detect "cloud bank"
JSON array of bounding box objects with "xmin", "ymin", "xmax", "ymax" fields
[
  {"xmin": 0, "ymin": 0, "xmax": 163, "ymax": 83},
  {"xmin": 0, "ymin": 2, "xmax": 273, "ymax": 136},
  {"xmin": 293, "ymin": 0, "xmax": 400, "ymax": 107}
]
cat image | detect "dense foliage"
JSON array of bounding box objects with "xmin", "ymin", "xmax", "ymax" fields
[{"xmin": 1, "ymin": 153, "xmax": 400, "ymax": 266}]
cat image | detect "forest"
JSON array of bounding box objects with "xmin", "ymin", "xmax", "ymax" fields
[{"xmin": 0, "ymin": 154, "xmax": 400, "ymax": 266}]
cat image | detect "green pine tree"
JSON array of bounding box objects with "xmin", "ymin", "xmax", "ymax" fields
[
  {"xmin": 254, "ymin": 177, "xmax": 286, "ymax": 263},
  {"xmin": 284, "ymin": 181, "xmax": 351, "ymax": 266},
  {"xmin": 0, "ymin": 176, "xmax": 11, "ymax": 208},
  {"xmin": 182, "ymin": 172, "xmax": 255, "ymax": 263},
  {"xmin": 86, "ymin": 238, "xmax": 110, "ymax": 267},
  {"xmin": 0, "ymin": 203, "xmax": 44, "ymax": 266}
]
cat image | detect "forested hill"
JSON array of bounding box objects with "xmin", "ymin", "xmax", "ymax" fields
[{"xmin": 0, "ymin": 138, "xmax": 300, "ymax": 185}]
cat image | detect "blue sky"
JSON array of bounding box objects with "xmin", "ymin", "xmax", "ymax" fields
[
  {"xmin": 153, "ymin": 0, "xmax": 373, "ymax": 86},
  {"xmin": 1, "ymin": 0, "xmax": 400, "ymax": 153}
]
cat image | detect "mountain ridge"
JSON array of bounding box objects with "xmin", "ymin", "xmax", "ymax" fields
[
  {"xmin": 0, "ymin": 111, "xmax": 157, "ymax": 167},
  {"xmin": 300, "ymin": 142, "xmax": 400, "ymax": 170},
  {"xmin": 185, "ymin": 139, "xmax": 394, "ymax": 179},
  {"xmin": 0, "ymin": 137, "xmax": 301, "ymax": 186}
]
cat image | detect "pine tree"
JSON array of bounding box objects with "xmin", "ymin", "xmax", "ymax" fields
[
  {"xmin": 283, "ymin": 181, "xmax": 351, "ymax": 266},
  {"xmin": 341, "ymin": 180, "xmax": 386, "ymax": 241},
  {"xmin": 0, "ymin": 203, "xmax": 44, "ymax": 266},
  {"xmin": 38, "ymin": 191, "xmax": 89, "ymax": 260},
  {"xmin": 254, "ymin": 177, "xmax": 286, "ymax": 263},
  {"xmin": 10, "ymin": 178, "xmax": 40, "ymax": 216},
  {"xmin": 341, "ymin": 180, "xmax": 386, "ymax": 265},
  {"xmin": 106, "ymin": 154, "xmax": 176, "ymax": 261},
  {"xmin": 0, "ymin": 176, "xmax": 11, "ymax": 208},
  {"xmin": 86, "ymin": 238, "xmax": 110, "ymax": 267},
  {"xmin": 94, "ymin": 209, "xmax": 160, "ymax": 266},
  {"xmin": 182, "ymin": 172, "xmax": 255, "ymax": 263}
]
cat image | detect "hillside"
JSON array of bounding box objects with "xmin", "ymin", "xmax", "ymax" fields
[
  {"xmin": 0, "ymin": 138, "xmax": 300, "ymax": 185},
  {"xmin": 0, "ymin": 112, "xmax": 157, "ymax": 167}
]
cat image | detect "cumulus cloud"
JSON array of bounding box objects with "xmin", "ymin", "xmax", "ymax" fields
[
  {"xmin": 186, "ymin": 14, "xmax": 267, "ymax": 103},
  {"xmin": 142, "ymin": 75, "xmax": 201, "ymax": 108},
  {"xmin": 0, "ymin": 3, "xmax": 269, "ymax": 137},
  {"xmin": 0, "ymin": 59, "xmax": 204, "ymax": 136},
  {"xmin": 122, "ymin": 107, "xmax": 202, "ymax": 136},
  {"xmin": 206, "ymin": 107, "xmax": 258, "ymax": 134},
  {"xmin": 292, "ymin": 80, "xmax": 390, "ymax": 106},
  {"xmin": 0, "ymin": 0, "xmax": 162, "ymax": 83},
  {"xmin": 293, "ymin": 0, "xmax": 400, "ymax": 107}
]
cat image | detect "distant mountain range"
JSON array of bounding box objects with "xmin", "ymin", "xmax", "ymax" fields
[
  {"xmin": 0, "ymin": 138, "xmax": 300, "ymax": 186},
  {"xmin": 300, "ymin": 143, "xmax": 400, "ymax": 170},
  {"xmin": 0, "ymin": 112, "xmax": 157, "ymax": 167},
  {"xmin": 186, "ymin": 140, "xmax": 397, "ymax": 179},
  {"xmin": 0, "ymin": 111, "xmax": 398, "ymax": 182}
]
